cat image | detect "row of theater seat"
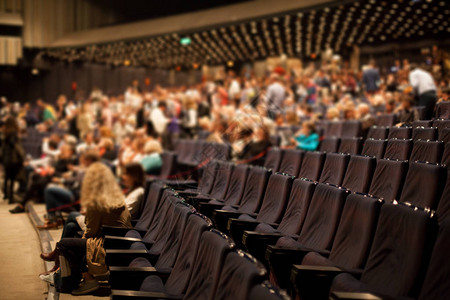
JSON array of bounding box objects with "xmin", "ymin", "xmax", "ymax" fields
[
  {"xmin": 101, "ymin": 185, "xmax": 290, "ymax": 300},
  {"xmin": 100, "ymin": 138, "xmax": 449, "ymax": 299}
]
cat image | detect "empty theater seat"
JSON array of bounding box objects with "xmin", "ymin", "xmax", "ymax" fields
[
  {"xmin": 387, "ymin": 126, "xmax": 412, "ymax": 139},
  {"xmin": 368, "ymin": 159, "xmax": 408, "ymax": 200},
  {"xmin": 384, "ymin": 138, "xmax": 413, "ymax": 160},
  {"xmin": 410, "ymin": 140, "xmax": 444, "ymax": 164},
  {"xmin": 338, "ymin": 137, "xmax": 363, "ymax": 155},
  {"xmin": 412, "ymin": 127, "xmax": 438, "ymax": 141},
  {"xmin": 361, "ymin": 139, "xmax": 388, "ymax": 159},
  {"xmin": 291, "ymin": 193, "xmax": 383, "ymax": 300},
  {"xmin": 242, "ymin": 178, "xmax": 317, "ymax": 264},
  {"xmin": 367, "ymin": 126, "xmax": 389, "ymax": 140},
  {"xmin": 435, "ymin": 101, "xmax": 450, "ymax": 119},
  {"xmin": 265, "ymin": 183, "xmax": 350, "ymax": 288},
  {"xmin": 319, "ymin": 136, "xmax": 341, "ymax": 153},
  {"xmin": 264, "ymin": 147, "xmax": 283, "ymax": 172},
  {"xmin": 376, "ymin": 113, "xmax": 398, "ymax": 127},
  {"xmin": 319, "ymin": 153, "xmax": 350, "ymax": 186},
  {"xmin": 341, "ymin": 120, "xmax": 362, "ymax": 137},
  {"xmin": 278, "ymin": 149, "xmax": 304, "ymax": 177},
  {"xmin": 248, "ymin": 282, "xmax": 291, "ymax": 300},
  {"xmin": 329, "ymin": 202, "xmax": 438, "ymax": 300},
  {"xmin": 341, "ymin": 155, "xmax": 376, "ymax": 194},
  {"xmin": 298, "ymin": 151, "xmax": 326, "ymax": 181},
  {"xmin": 227, "ymin": 173, "xmax": 294, "ymax": 248}
]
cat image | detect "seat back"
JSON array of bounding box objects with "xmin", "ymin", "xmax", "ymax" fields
[
  {"xmin": 341, "ymin": 120, "xmax": 362, "ymax": 137},
  {"xmin": 154, "ymin": 204, "xmax": 195, "ymax": 268},
  {"xmin": 222, "ymin": 164, "xmax": 249, "ymax": 206},
  {"xmin": 325, "ymin": 121, "xmax": 343, "ymax": 137},
  {"xmin": 146, "ymin": 200, "xmax": 192, "ymax": 255},
  {"xmin": 361, "ymin": 139, "xmax": 387, "ymax": 159},
  {"xmin": 296, "ymin": 183, "xmax": 350, "ymax": 250},
  {"xmin": 367, "ymin": 126, "xmax": 389, "ymax": 140},
  {"xmin": 248, "ymin": 282, "xmax": 291, "ymax": 300},
  {"xmin": 319, "ymin": 136, "xmax": 341, "ymax": 153},
  {"xmin": 418, "ymin": 219, "xmax": 450, "ymax": 299},
  {"xmin": 329, "ymin": 193, "xmax": 383, "ymax": 269},
  {"xmin": 319, "ymin": 153, "xmax": 350, "ymax": 186},
  {"xmin": 264, "ymin": 147, "xmax": 283, "ymax": 172},
  {"xmin": 199, "ymin": 160, "xmax": 219, "ymax": 195},
  {"xmin": 412, "ymin": 127, "xmax": 438, "ymax": 141},
  {"xmin": 159, "ymin": 151, "xmax": 177, "ymax": 178},
  {"xmin": 276, "ymin": 178, "xmax": 317, "ymax": 235},
  {"xmin": 440, "ymin": 127, "xmax": 450, "ymax": 144},
  {"xmin": 360, "ymin": 203, "xmax": 437, "ymax": 298},
  {"xmin": 342, "ymin": 155, "xmax": 376, "ymax": 193},
  {"xmin": 256, "ymin": 173, "xmax": 294, "ymax": 224},
  {"xmin": 298, "ymin": 151, "xmax": 326, "ymax": 181},
  {"xmin": 141, "ymin": 190, "xmax": 177, "ymax": 241},
  {"xmin": 412, "ymin": 120, "xmax": 433, "ymax": 128},
  {"xmin": 135, "ymin": 182, "xmax": 165, "ymax": 230},
  {"xmin": 433, "ymin": 119, "xmax": 450, "ymax": 141},
  {"xmin": 209, "ymin": 162, "xmax": 234, "ymax": 199},
  {"xmin": 384, "ymin": 138, "xmax": 413, "ymax": 160},
  {"xmin": 400, "ymin": 161, "xmax": 447, "ymax": 209},
  {"xmin": 410, "ymin": 140, "xmax": 444, "ymax": 164},
  {"xmin": 369, "ymin": 159, "xmax": 408, "ymax": 200},
  {"xmin": 434, "ymin": 101, "xmax": 450, "ymax": 119},
  {"xmin": 338, "ymin": 137, "xmax": 363, "ymax": 155},
  {"xmin": 164, "ymin": 213, "xmax": 213, "ymax": 294},
  {"xmin": 184, "ymin": 230, "xmax": 235, "ymax": 300},
  {"xmin": 376, "ymin": 113, "xmax": 398, "ymax": 127},
  {"xmin": 278, "ymin": 149, "xmax": 304, "ymax": 177},
  {"xmin": 238, "ymin": 166, "xmax": 272, "ymax": 214},
  {"xmin": 213, "ymin": 250, "xmax": 267, "ymax": 300},
  {"xmin": 388, "ymin": 126, "xmax": 412, "ymax": 139}
]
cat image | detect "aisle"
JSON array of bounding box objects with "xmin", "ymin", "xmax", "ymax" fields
[{"xmin": 0, "ymin": 199, "xmax": 47, "ymax": 300}]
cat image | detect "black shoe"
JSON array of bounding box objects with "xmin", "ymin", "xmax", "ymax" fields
[{"xmin": 9, "ymin": 205, "xmax": 25, "ymax": 214}]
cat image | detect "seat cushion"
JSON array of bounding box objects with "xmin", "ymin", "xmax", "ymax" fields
[{"xmin": 140, "ymin": 275, "xmax": 167, "ymax": 293}]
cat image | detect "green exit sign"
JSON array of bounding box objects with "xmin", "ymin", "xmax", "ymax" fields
[{"xmin": 180, "ymin": 37, "xmax": 191, "ymax": 45}]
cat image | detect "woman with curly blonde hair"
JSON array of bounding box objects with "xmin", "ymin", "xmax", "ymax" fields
[{"xmin": 40, "ymin": 162, "xmax": 131, "ymax": 295}]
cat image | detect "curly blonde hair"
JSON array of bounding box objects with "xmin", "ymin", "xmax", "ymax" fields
[{"xmin": 81, "ymin": 162, "xmax": 125, "ymax": 211}]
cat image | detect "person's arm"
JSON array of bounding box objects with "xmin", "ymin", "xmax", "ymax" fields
[
  {"xmin": 83, "ymin": 206, "xmax": 102, "ymax": 239},
  {"xmin": 125, "ymin": 188, "xmax": 144, "ymax": 219},
  {"xmin": 295, "ymin": 133, "xmax": 319, "ymax": 151}
]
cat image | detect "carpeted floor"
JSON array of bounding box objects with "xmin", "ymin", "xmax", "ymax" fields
[{"xmin": 0, "ymin": 199, "xmax": 47, "ymax": 300}]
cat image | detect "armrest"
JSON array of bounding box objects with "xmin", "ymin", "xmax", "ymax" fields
[
  {"xmin": 227, "ymin": 218, "xmax": 261, "ymax": 248},
  {"xmin": 184, "ymin": 196, "xmax": 213, "ymax": 207},
  {"xmin": 104, "ymin": 235, "xmax": 145, "ymax": 250},
  {"xmin": 330, "ymin": 292, "xmax": 383, "ymax": 300},
  {"xmin": 110, "ymin": 266, "xmax": 157, "ymax": 290},
  {"xmin": 105, "ymin": 249, "xmax": 150, "ymax": 267},
  {"xmin": 110, "ymin": 266, "xmax": 171, "ymax": 290},
  {"xmin": 212, "ymin": 210, "xmax": 246, "ymax": 233},
  {"xmin": 174, "ymin": 191, "xmax": 200, "ymax": 198},
  {"xmin": 291, "ymin": 264, "xmax": 346, "ymax": 300},
  {"xmin": 111, "ymin": 289, "xmax": 182, "ymax": 300},
  {"xmin": 265, "ymin": 245, "xmax": 330, "ymax": 289},
  {"xmin": 102, "ymin": 225, "xmax": 145, "ymax": 237},
  {"xmin": 197, "ymin": 202, "xmax": 224, "ymax": 218},
  {"xmin": 242, "ymin": 231, "xmax": 285, "ymax": 265}
]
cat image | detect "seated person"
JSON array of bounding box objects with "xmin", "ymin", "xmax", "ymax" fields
[
  {"xmin": 39, "ymin": 162, "xmax": 131, "ymax": 295},
  {"xmin": 122, "ymin": 162, "xmax": 145, "ymax": 219},
  {"xmin": 396, "ymin": 95, "xmax": 419, "ymax": 126},
  {"xmin": 140, "ymin": 140, "xmax": 163, "ymax": 175},
  {"xmin": 292, "ymin": 121, "xmax": 319, "ymax": 151}
]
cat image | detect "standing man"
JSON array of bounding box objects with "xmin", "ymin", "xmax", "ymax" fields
[
  {"xmin": 409, "ymin": 64, "xmax": 437, "ymax": 120},
  {"xmin": 265, "ymin": 73, "xmax": 286, "ymax": 119},
  {"xmin": 362, "ymin": 59, "xmax": 380, "ymax": 95}
]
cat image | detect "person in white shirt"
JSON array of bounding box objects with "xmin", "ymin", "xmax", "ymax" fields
[
  {"xmin": 121, "ymin": 162, "xmax": 145, "ymax": 219},
  {"xmin": 150, "ymin": 101, "xmax": 169, "ymax": 136},
  {"xmin": 409, "ymin": 65, "xmax": 437, "ymax": 119}
]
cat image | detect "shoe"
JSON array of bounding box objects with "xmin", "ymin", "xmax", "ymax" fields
[
  {"xmin": 9, "ymin": 205, "xmax": 25, "ymax": 214},
  {"xmin": 39, "ymin": 264, "xmax": 59, "ymax": 276},
  {"xmin": 39, "ymin": 272, "xmax": 55, "ymax": 285},
  {"xmin": 71, "ymin": 279, "xmax": 100, "ymax": 295},
  {"xmin": 36, "ymin": 222, "xmax": 59, "ymax": 230},
  {"xmin": 40, "ymin": 249, "xmax": 59, "ymax": 261}
]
